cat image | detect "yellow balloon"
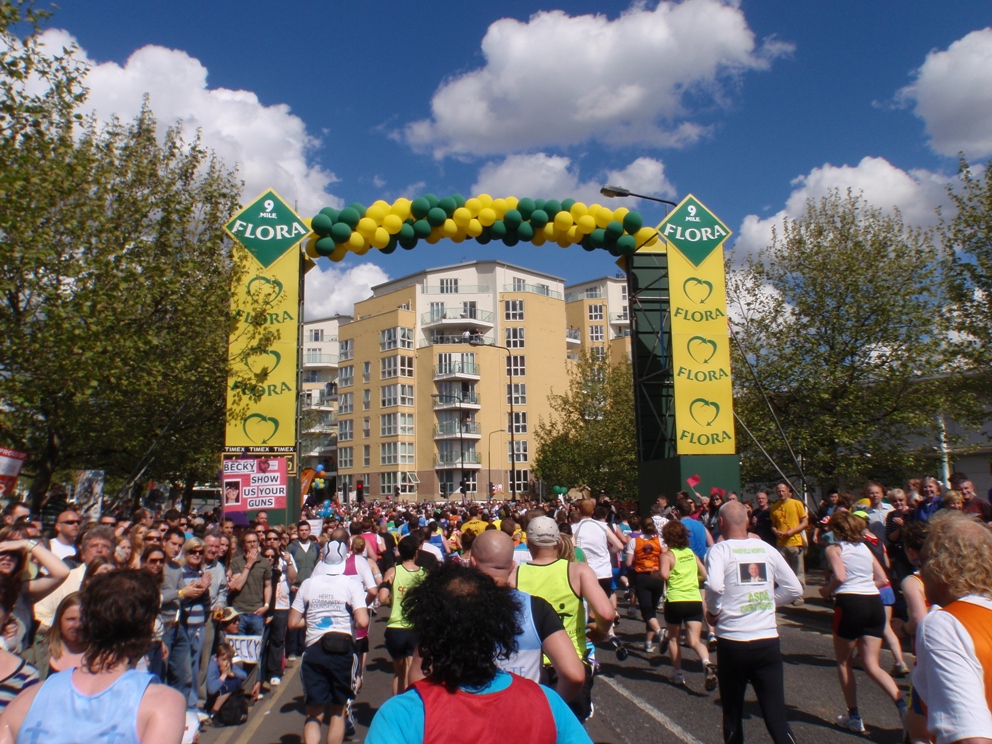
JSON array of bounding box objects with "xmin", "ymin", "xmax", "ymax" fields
[
  {"xmin": 348, "ymin": 231, "xmax": 365, "ymax": 249},
  {"xmin": 532, "ymin": 232, "xmax": 546, "ymax": 247},
  {"xmin": 357, "ymin": 216, "xmax": 377, "ymax": 238},
  {"xmin": 330, "ymin": 245, "xmax": 347, "ymax": 262},
  {"xmin": 554, "ymin": 210, "xmax": 574, "ymax": 232},
  {"xmin": 466, "ymin": 218, "xmax": 483, "ymax": 237},
  {"xmin": 372, "ymin": 227, "xmax": 391, "ymax": 249},
  {"xmin": 303, "ymin": 236, "xmax": 320, "ymax": 258},
  {"xmin": 543, "ymin": 223, "xmax": 557, "ymax": 240},
  {"xmin": 372, "ymin": 199, "xmax": 390, "ymax": 211},
  {"xmin": 569, "ymin": 202, "xmax": 588, "ymax": 220},
  {"xmin": 634, "ymin": 226, "xmax": 657, "ymax": 247},
  {"xmin": 465, "ymin": 197, "xmax": 482, "ymax": 217},
  {"xmin": 353, "ymin": 242, "xmax": 370, "ymax": 256},
  {"xmin": 303, "ymin": 217, "xmax": 313, "ymax": 228},
  {"xmin": 451, "ymin": 228, "xmax": 467, "ymax": 243},
  {"xmin": 426, "ymin": 229, "xmax": 442, "ymax": 244},
  {"xmin": 452, "ymin": 207, "xmax": 472, "ymax": 227},
  {"xmin": 556, "ymin": 235, "xmax": 572, "ymax": 248},
  {"xmin": 442, "ymin": 219, "xmax": 459, "ymax": 238},
  {"xmin": 577, "ymin": 214, "xmax": 596, "ymax": 234},
  {"xmin": 644, "ymin": 233, "xmax": 661, "ymax": 247},
  {"xmin": 390, "ymin": 198, "xmax": 412, "ymax": 221},
  {"xmin": 594, "ymin": 205, "xmax": 613, "ymax": 229},
  {"xmin": 505, "ymin": 196, "xmax": 519, "ymax": 210},
  {"xmin": 492, "ymin": 198, "xmax": 507, "ymax": 219},
  {"xmin": 612, "ymin": 206, "xmax": 630, "ymax": 224},
  {"xmin": 366, "ymin": 204, "xmax": 387, "ymax": 224},
  {"xmin": 478, "ymin": 207, "xmax": 497, "ymax": 227},
  {"xmin": 566, "ymin": 225, "xmax": 581, "ymax": 243},
  {"xmin": 476, "ymin": 194, "xmax": 493, "ymax": 208},
  {"xmin": 382, "ymin": 214, "xmax": 403, "ymax": 235}
]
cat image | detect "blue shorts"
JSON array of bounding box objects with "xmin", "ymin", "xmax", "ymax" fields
[{"xmin": 300, "ymin": 643, "xmax": 358, "ymax": 707}]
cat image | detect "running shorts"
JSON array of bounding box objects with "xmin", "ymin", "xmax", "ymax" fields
[
  {"xmin": 301, "ymin": 642, "xmax": 358, "ymax": 706},
  {"xmin": 355, "ymin": 636, "xmax": 369, "ymax": 655},
  {"xmin": 597, "ymin": 577, "xmax": 615, "ymax": 597},
  {"xmin": 384, "ymin": 627, "xmax": 418, "ymax": 659},
  {"xmin": 832, "ymin": 593, "xmax": 886, "ymax": 640},
  {"xmin": 663, "ymin": 600, "xmax": 704, "ymax": 626}
]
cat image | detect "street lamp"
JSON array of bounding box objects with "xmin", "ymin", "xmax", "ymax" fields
[
  {"xmin": 469, "ymin": 338, "xmax": 517, "ymax": 501},
  {"xmin": 600, "ymin": 184, "xmax": 678, "ymax": 208},
  {"xmin": 487, "ymin": 428, "xmax": 504, "ymax": 503}
]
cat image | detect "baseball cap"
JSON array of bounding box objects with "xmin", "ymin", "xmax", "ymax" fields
[
  {"xmin": 527, "ymin": 517, "xmax": 560, "ymax": 547},
  {"xmin": 320, "ymin": 539, "xmax": 349, "ymax": 574},
  {"xmin": 852, "ymin": 510, "xmax": 870, "ymax": 520}
]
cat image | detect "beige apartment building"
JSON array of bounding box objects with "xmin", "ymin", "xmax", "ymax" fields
[
  {"xmin": 300, "ymin": 314, "xmax": 348, "ymax": 476},
  {"xmin": 564, "ymin": 275, "xmax": 632, "ymax": 366}
]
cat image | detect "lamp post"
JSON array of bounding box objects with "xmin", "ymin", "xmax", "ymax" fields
[
  {"xmin": 487, "ymin": 428, "xmax": 504, "ymax": 503},
  {"xmin": 600, "ymin": 184, "xmax": 678, "ymax": 208},
  {"xmin": 469, "ymin": 338, "xmax": 516, "ymax": 501}
]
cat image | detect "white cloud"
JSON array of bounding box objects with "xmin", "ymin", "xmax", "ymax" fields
[
  {"xmin": 403, "ymin": 0, "xmax": 792, "ymax": 158},
  {"xmin": 37, "ymin": 29, "xmax": 341, "ymax": 215},
  {"xmin": 734, "ymin": 156, "xmax": 952, "ymax": 256},
  {"xmin": 471, "ymin": 154, "xmax": 674, "ymax": 205},
  {"xmin": 897, "ymin": 28, "xmax": 992, "ymax": 158},
  {"xmin": 304, "ymin": 263, "xmax": 389, "ymax": 321}
]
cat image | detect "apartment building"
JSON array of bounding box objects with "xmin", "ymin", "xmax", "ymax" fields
[
  {"xmin": 334, "ymin": 260, "xmax": 575, "ymax": 502},
  {"xmin": 565, "ymin": 275, "xmax": 632, "ymax": 365},
  {"xmin": 300, "ymin": 315, "xmax": 348, "ymax": 479}
]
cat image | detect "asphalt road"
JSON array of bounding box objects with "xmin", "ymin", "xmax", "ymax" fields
[{"xmin": 200, "ymin": 578, "xmax": 913, "ymax": 744}]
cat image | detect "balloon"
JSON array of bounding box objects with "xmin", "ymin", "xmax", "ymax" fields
[
  {"xmin": 577, "ymin": 214, "xmax": 596, "ymax": 234},
  {"xmin": 383, "ymin": 214, "xmax": 404, "ymax": 234},
  {"xmin": 381, "ymin": 241, "xmax": 397, "ymax": 254},
  {"xmin": 503, "ymin": 233, "xmax": 519, "ymax": 246},
  {"xmin": 531, "ymin": 231, "xmax": 546, "ymax": 246},
  {"xmin": 452, "ymin": 207, "xmax": 472, "ymax": 227},
  {"xmin": 427, "ymin": 207, "xmax": 447, "ymax": 227},
  {"xmin": 372, "ymin": 227, "xmax": 391, "ymax": 249},
  {"xmin": 590, "ymin": 228, "xmax": 606, "ymax": 248},
  {"xmin": 316, "ymin": 464, "xmax": 325, "ymax": 472},
  {"xmin": 390, "ymin": 198, "xmax": 412, "ymax": 221},
  {"xmin": 366, "ymin": 204, "xmax": 387, "ymax": 224},
  {"xmin": 478, "ymin": 207, "xmax": 497, "ymax": 227},
  {"xmin": 319, "ymin": 207, "xmax": 340, "ymax": 221},
  {"xmin": 492, "ymin": 198, "xmax": 507, "ymax": 219},
  {"xmin": 544, "ymin": 199, "xmax": 561, "ymax": 217},
  {"xmin": 594, "ymin": 206, "xmax": 613, "ymax": 229},
  {"xmin": 424, "ymin": 194, "xmax": 439, "ymax": 208},
  {"xmin": 347, "ymin": 202, "xmax": 367, "ymax": 217},
  {"xmin": 477, "ymin": 193, "xmax": 493, "ymax": 208},
  {"xmin": 605, "ymin": 220, "xmax": 625, "ymax": 241},
  {"xmin": 338, "ymin": 207, "xmax": 361, "ymax": 229},
  {"xmin": 569, "ymin": 201, "xmax": 588, "ymax": 220},
  {"xmin": 554, "ymin": 210, "xmax": 574, "ymax": 232},
  {"xmin": 438, "ymin": 196, "xmax": 457, "ymax": 217},
  {"xmin": 529, "ymin": 209, "xmax": 549, "ymax": 228},
  {"xmin": 411, "ymin": 197, "xmax": 431, "ymax": 219},
  {"xmin": 465, "ymin": 197, "xmax": 482, "ymax": 217},
  {"xmin": 505, "ymin": 196, "xmax": 519, "ymax": 211},
  {"xmin": 331, "ymin": 222, "xmax": 353, "ymax": 244},
  {"xmin": 413, "ymin": 220, "xmax": 433, "ymax": 239},
  {"xmin": 398, "ymin": 223, "xmax": 415, "ymax": 240},
  {"xmin": 617, "ymin": 234, "xmax": 637, "ymax": 255},
  {"xmin": 612, "ymin": 206, "xmax": 630, "ymax": 224},
  {"xmin": 561, "ymin": 198, "xmax": 576, "ymax": 213},
  {"xmin": 516, "ymin": 221, "xmax": 535, "ymax": 241},
  {"xmin": 400, "ymin": 236, "xmax": 418, "ymax": 250},
  {"xmin": 348, "ymin": 231, "xmax": 365, "ymax": 249},
  {"xmin": 330, "ymin": 245, "xmax": 348, "ymax": 262},
  {"xmin": 490, "ymin": 220, "xmax": 508, "ymax": 239},
  {"xmin": 315, "ymin": 237, "xmax": 336, "ymax": 256},
  {"xmin": 543, "ymin": 223, "xmax": 557, "ymax": 240},
  {"xmin": 477, "ymin": 228, "xmax": 492, "ymax": 245},
  {"xmin": 644, "ymin": 233, "xmax": 661, "ymax": 247},
  {"xmin": 441, "ymin": 218, "xmax": 459, "ymax": 238},
  {"xmin": 623, "ymin": 210, "xmax": 644, "ymax": 234},
  {"xmin": 357, "ymin": 217, "xmax": 378, "ymax": 238},
  {"xmin": 452, "ymin": 194, "xmax": 466, "ymax": 208},
  {"xmin": 556, "ymin": 234, "xmax": 572, "ymax": 248},
  {"xmin": 517, "ymin": 198, "xmax": 535, "ymax": 219},
  {"xmin": 634, "ymin": 226, "xmax": 657, "ymax": 248},
  {"xmin": 566, "ymin": 225, "xmax": 581, "ymax": 243},
  {"xmin": 311, "ymin": 213, "xmax": 334, "ymax": 236},
  {"xmin": 503, "ymin": 209, "xmax": 522, "ymax": 230},
  {"xmin": 582, "ymin": 240, "xmax": 596, "ymax": 252},
  {"xmin": 534, "ymin": 199, "xmax": 546, "ymax": 210},
  {"xmin": 466, "ymin": 218, "xmax": 483, "ymax": 237},
  {"xmin": 353, "ymin": 241, "xmax": 370, "ymax": 255},
  {"xmin": 303, "ymin": 236, "xmax": 320, "ymax": 258}
]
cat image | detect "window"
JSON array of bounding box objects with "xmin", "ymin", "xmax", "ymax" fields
[
  {"xmin": 303, "ymin": 370, "xmax": 322, "ymax": 384},
  {"xmin": 339, "ymin": 366, "xmax": 354, "ymax": 388},
  {"xmin": 588, "ymin": 304, "xmax": 604, "ymax": 321},
  {"xmin": 363, "ymin": 361, "xmax": 371, "ymax": 383},
  {"xmin": 512, "ymin": 277, "xmax": 526, "ymax": 291},
  {"xmin": 440, "ymin": 278, "xmax": 459, "ymax": 294},
  {"xmin": 307, "ymin": 328, "xmax": 324, "ymax": 343},
  {"xmin": 507, "ymin": 383, "xmax": 527, "ymax": 405},
  {"xmin": 362, "ymin": 389, "xmax": 371, "ymax": 410},
  {"xmin": 363, "ymin": 445, "xmax": 370, "ymax": 468},
  {"xmin": 381, "ymin": 442, "xmax": 398, "ymax": 465},
  {"xmin": 380, "ymin": 471, "xmax": 397, "ymax": 494},
  {"xmin": 381, "ymin": 384, "xmax": 398, "ymax": 408},
  {"xmin": 381, "ymin": 355, "xmax": 414, "ymax": 380},
  {"xmin": 429, "ymin": 302, "xmax": 444, "ymax": 322},
  {"xmin": 363, "ymin": 418, "xmax": 370, "ymax": 439},
  {"xmin": 339, "ymin": 339, "xmax": 353, "ymax": 361},
  {"xmin": 508, "ymin": 411, "xmax": 528, "ymax": 434},
  {"xmin": 338, "ymin": 419, "xmax": 353, "ymax": 441},
  {"xmin": 338, "ymin": 392, "xmax": 353, "ymax": 414},
  {"xmin": 621, "ymin": 285, "xmax": 628, "ymax": 301},
  {"xmin": 592, "ymin": 346, "xmax": 606, "ymax": 361},
  {"xmin": 508, "ymin": 440, "xmax": 529, "ymax": 463},
  {"xmin": 400, "ymin": 413, "xmax": 415, "ymax": 435},
  {"xmin": 400, "ymin": 384, "xmax": 415, "ymax": 406},
  {"xmin": 338, "ymin": 447, "xmax": 353, "ymax": 469},
  {"xmin": 400, "ymin": 327, "xmax": 413, "ymax": 349},
  {"xmin": 381, "ymin": 414, "xmax": 398, "ymax": 437},
  {"xmin": 504, "ymin": 299, "xmax": 524, "ymax": 321},
  {"xmin": 536, "ymin": 284, "xmax": 550, "ymax": 296},
  {"xmin": 511, "ymin": 469, "xmax": 529, "ymax": 494},
  {"xmin": 585, "ymin": 287, "xmax": 602, "ymax": 299},
  {"xmin": 400, "ymin": 356, "xmax": 414, "ymax": 377},
  {"xmin": 400, "ymin": 442, "xmax": 415, "ymax": 464},
  {"xmin": 505, "ymin": 327, "xmax": 525, "ymax": 349},
  {"xmin": 589, "ymin": 325, "xmax": 604, "ymax": 342},
  {"xmin": 506, "ymin": 355, "xmax": 526, "ymax": 377},
  {"xmin": 380, "ymin": 328, "xmax": 397, "ymax": 351}
]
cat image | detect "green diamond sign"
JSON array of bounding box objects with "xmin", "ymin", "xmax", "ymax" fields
[
  {"xmin": 657, "ymin": 194, "xmax": 731, "ymax": 267},
  {"xmin": 224, "ymin": 189, "xmax": 309, "ymax": 268}
]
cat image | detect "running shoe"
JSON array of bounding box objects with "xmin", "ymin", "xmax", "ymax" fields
[
  {"xmin": 626, "ymin": 605, "xmax": 638, "ymax": 619},
  {"xmin": 613, "ymin": 616, "xmax": 621, "ymax": 628},
  {"xmin": 891, "ymin": 662, "xmax": 910, "ymax": 678},
  {"xmin": 644, "ymin": 641, "xmax": 657, "ymax": 653},
  {"xmin": 836, "ymin": 714, "xmax": 866, "ymax": 733},
  {"xmin": 707, "ymin": 633, "xmax": 718, "ymax": 652},
  {"xmin": 345, "ymin": 709, "xmax": 356, "ymax": 738},
  {"xmin": 704, "ymin": 662, "xmax": 718, "ymax": 692},
  {"xmin": 671, "ymin": 671, "xmax": 686, "ymax": 686},
  {"xmin": 610, "ymin": 637, "xmax": 629, "ymax": 661},
  {"xmin": 269, "ymin": 676, "xmax": 281, "ymax": 687}
]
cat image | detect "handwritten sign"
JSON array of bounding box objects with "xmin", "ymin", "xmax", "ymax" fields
[{"xmin": 227, "ymin": 634, "xmax": 262, "ymax": 665}]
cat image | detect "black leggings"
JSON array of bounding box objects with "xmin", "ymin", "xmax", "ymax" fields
[
  {"xmin": 716, "ymin": 637, "xmax": 795, "ymax": 744},
  {"xmin": 633, "ymin": 571, "xmax": 664, "ymax": 625}
]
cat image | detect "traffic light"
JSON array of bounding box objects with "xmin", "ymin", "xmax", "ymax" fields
[
  {"xmin": 459, "ymin": 478, "xmax": 467, "ymax": 495},
  {"xmin": 356, "ymin": 480, "xmax": 364, "ymax": 503},
  {"xmin": 440, "ymin": 482, "xmax": 448, "ymax": 497}
]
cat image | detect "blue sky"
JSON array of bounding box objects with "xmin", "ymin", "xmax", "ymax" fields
[{"xmin": 47, "ymin": 1, "xmax": 992, "ymax": 317}]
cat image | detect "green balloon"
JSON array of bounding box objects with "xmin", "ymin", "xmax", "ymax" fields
[
  {"xmin": 413, "ymin": 220, "xmax": 433, "ymax": 239},
  {"xmin": 590, "ymin": 228, "xmax": 606, "ymax": 248},
  {"xmin": 582, "ymin": 240, "xmax": 596, "ymax": 252},
  {"xmin": 311, "ymin": 213, "xmax": 334, "ymax": 236},
  {"xmin": 534, "ymin": 199, "xmax": 546, "ymax": 210},
  {"xmin": 381, "ymin": 240, "xmax": 397, "ymax": 255},
  {"xmin": 315, "ymin": 237, "xmax": 337, "ymax": 256},
  {"xmin": 503, "ymin": 233, "xmax": 519, "ymax": 247},
  {"xmin": 490, "ymin": 220, "xmax": 508, "ymax": 239},
  {"xmin": 517, "ymin": 198, "xmax": 535, "ymax": 219},
  {"xmin": 623, "ymin": 210, "xmax": 644, "ymax": 234},
  {"xmin": 330, "ymin": 222, "xmax": 353, "ymax": 243},
  {"xmin": 608, "ymin": 245, "xmax": 621, "ymax": 257},
  {"xmin": 544, "ymin": 200, "xmax": 561, "ymax": 217},
  {"xmin": 411, "ymin": 197, "xmax": 431, "ymax": 219},
  {"xmin": 399, "ymin": 223, "xmax": 416, "ymax": 241},
  {"xmin": 529, "ymin": 209, "xmax": 549, "ymax": 228},
  {"xmin": 399, "ymin": 236, "xmax": 418, "ymax": 250},
  {"xmin": 438, "ymin": 196, "xmax": 457, "ymax": 217},
  {"xmin": 503, "ymin": 209, "xmax": 522, "ymax": 229},
  {"xmin": 605, "ymin": 220, "xmax": 624, "ymax": 241},
  {"xmin": 477, "ymin": 229, "xmax": 492, "ymax": 245},
  {"xmin": 427, "ymin": 207, "xmax": 447, "ymax": 227},
  {"xmin": 347, "ymin": 202, "xmax": 366, "ymax": 218},
  {"xmin": 561, "ymin": 198, "xmax": 575, "ymax": 212},
  {"xmin": 452, "ymin": 194, "xmax": 466, "ymax": 208},
  {"xmin": 338, "ymin": 207, "xmax": 361, "ymax": 229},
  {"xmin": 424, "ymin": 194, "xmax": 439, "ymax": 209},
  {"xmin": 319, "ymin": 207, "xmax": 340, "ymax": 221},
  {"xmin": 516, "ymin": 222, "xmax": 535, "ymax": 241},
  {"xmin": 617, "ymin": 234, "xmax": 637, "ymax": 255}
]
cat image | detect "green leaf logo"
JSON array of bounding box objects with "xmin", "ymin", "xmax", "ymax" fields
[
  {"xmin": 243, "ymin": 349, "xmax": 281, "ymax": 377},
  {"xmin": 687, "ymin": 336, "xmax": 718, "ymax": 365},
  {"xmin": 689, "ymin": 398, "xmax": 720, "ymax": 427},
  {"xmin": 242, "ymin": 413, "xmax": 279, "ymax": 444},
  {"xmin": 683, "ymin": 277, "xmax": 713, "ymax": 305},
  {"xmin": 246, "ymin": 275, "xmax": 284, "ymax": 305}
]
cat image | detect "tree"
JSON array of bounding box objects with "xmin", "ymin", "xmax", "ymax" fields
[
  {"xmin": 533, "ymin": 350, "xmax": 637, "ymax": 497},
  {"xmin": 727, "ymin": 189, "xmax": 950, "ymax": 490},
  {"xmin": 0, "ymin": 3, "xmax": 255, "ymax": 510}
]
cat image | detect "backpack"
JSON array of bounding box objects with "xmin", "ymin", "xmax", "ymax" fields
[{"xmin": 214, "ymin": 688, "xmax": 249, "ymax": 726}]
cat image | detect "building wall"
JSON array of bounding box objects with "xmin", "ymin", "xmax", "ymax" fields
[{"xmin": 300, "ymin": 315, "xmax": 345, "ymax": 473}]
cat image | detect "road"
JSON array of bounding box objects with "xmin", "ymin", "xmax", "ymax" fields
[{"xmin": 200, "ymin": 579, "xmax": 912, "ymax": 744}]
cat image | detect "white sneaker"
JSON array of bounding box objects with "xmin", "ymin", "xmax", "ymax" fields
[
  {"xmin": 269, "ymin": 676, "xmax": 281, "ymax": 687},
  {"xmin": 671, "ymin": 671, "xmax": 686, "ymax": 686},
  {"xmin": 837, "ymin": 713, "xmax": 865, "ymax": 733},
  {"xmin": 644, "ymin": 641, "xmax": 657, "ymax": 653}
]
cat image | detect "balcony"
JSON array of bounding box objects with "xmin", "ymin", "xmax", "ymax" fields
[
  {"xmin": 434, "ymin": 451, "xmax": 483, "ymax": 469},
  {"xmin": 304, "ymin": 353, "xmax": 338, "ymax": 367},
  {"xmin": 610, "ymin": 312, "xmax": 630, "ymax": 324},
  {"xmin": 304, "ymin": 394, "xmax": 337, "ymax": 410},
  {"xmin": 501, "ymin": 284, "xmax": 563, "ymax": 300},
  {"xmin": 433, "ymin": 362, "xmax": 480, "ymax": 380},
  {"xmin": 566, "ymin": 327, "xmax": 581, "ymax": 344},
  {"xmin": 433, "ymin": 422, "xmax": 482, "ymax": 439},
  {"xmin": 565, "ymin": 289, "xmax": 603, "ymax": 303},
  {"xmin": 419, "ymin": 333, "xmax": 495, "ymax": 348},
  {"xmin": 422, "ymin": 284, "xmax": 490, "ymax": 294},
  {"xmin": 421, "ymin": 307, "xmax": 494, "ymax": 328},
  {"xmin": 433, "ymin": 393, "xmax": 481, "ymax": 410},
  {"xmin": 567, "ymin": 352, "xmax": 580, "ymax": 361}
]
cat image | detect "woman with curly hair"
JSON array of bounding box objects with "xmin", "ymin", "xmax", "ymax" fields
[{"xmin": 367, "ymin": 562, "xmax": 592, "ymax": 744}]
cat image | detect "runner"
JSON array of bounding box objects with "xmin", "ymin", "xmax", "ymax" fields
[
  {"xmin": 378, "ymin": 536, "xmax": 425, "ymax": 696},
  {"xmin": 624, "ymin": 516, "xmax": 665, "ymax": 652},
  {"xmin": 571, "ymin": 500, "xmax": 627, "ymax": 659}
]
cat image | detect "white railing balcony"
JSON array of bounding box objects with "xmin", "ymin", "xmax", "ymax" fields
[
  {"xmin": 501, "ymin": 284, "xmax": 563, "ymax": 300},
  {"xmin": 434, "ymin": 452, "xmax": 483, "ymax": 468},
  {"xmin": 304, "ymin": 353, "xmax": 338, "ymax": 366},
  {"xmin": 433, "ymin": 422, "xmax": 482, "ymax": 439},
  {"xmin": 419, "ymin": 334, "xmax": 495, "ymax": 347},
  {"xmin": 565, "ymin": 328, "xmax": 581, "ymax": 344},
  {"xmin": 433, "ymin": 362, "xmax": 480, "ymax": 380},
  {"xmin": 433, "ymin": 393, "xmax": 481, "ymax": 409},
  {"xmin": 610, "ymin": 312, "xmax": 629, "ymax": 323}
]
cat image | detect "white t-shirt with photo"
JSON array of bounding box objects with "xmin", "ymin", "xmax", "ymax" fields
[{"xmin": 292, "ymin": 572, "xmax": 367, "ymax": 649}]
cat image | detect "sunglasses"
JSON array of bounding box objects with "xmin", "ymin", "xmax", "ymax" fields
[
  {"xmin": 146, "ymin": 537, "xmax": 162, "ymax": 543},
  {"xmin": 145, "ymin": 558, "xmax": 164, "ymax": 564},
  {"xmin": 186, "ymin": 549, "xmax": 203, "ymax": 555},
  {"xmin": 0, "ymin": 552, "xmax": 19, "ymax": 561},
  {"xmin": 59, "ymin": 519, "xmax": 82, "ymax": 526}
]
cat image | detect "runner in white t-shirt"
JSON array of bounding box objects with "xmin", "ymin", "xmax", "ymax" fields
[{"xmin": 572, "ymin": 500, "xmax": 627, "ymax": 661}]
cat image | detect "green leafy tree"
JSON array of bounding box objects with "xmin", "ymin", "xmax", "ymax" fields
[
  {"xmin": 727, "ymin": 189, "xmax": 950, "ymax": 489},
  {"xmin": 534, "ymin": 350, "xmax": 637, "ymax": 497}
]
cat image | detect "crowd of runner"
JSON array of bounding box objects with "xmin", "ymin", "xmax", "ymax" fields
[{"xmin": 0, "ymin": 471, "xmax": 988, "ymax": 744}]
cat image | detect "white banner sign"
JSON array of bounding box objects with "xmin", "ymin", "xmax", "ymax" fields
[{"xmin": 227, "ymin": 634, "xmax": 262, "ymax": 665}]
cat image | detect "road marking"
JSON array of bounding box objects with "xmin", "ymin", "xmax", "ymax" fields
[
  {"xmin": 599, "ymin": 675, "xmax": 706, "ymax": 744},
  {"xmin": 212, "ymin": 662, "xmax": 300, "ymax": 744}
]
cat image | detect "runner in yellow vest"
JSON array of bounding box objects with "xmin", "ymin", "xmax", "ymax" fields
[{"xmin": 378, "ymin": 536, "xmax": 425, "ymax": 696}]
